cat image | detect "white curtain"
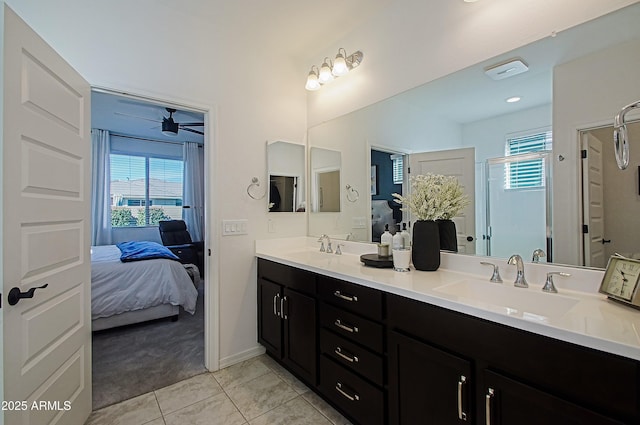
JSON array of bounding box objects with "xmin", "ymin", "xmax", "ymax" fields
[
  {"xmin": 91, "ymin": 129, "xmax": 112, "ymax": 246},
  {"xmin": 183, "ymin": 142, "xmax": 204, "ymax": 241}
]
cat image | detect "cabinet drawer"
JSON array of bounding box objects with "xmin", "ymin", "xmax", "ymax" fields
[
  {"xmin": 319, "ymin": 355, "xmax": 385, "ymax": 425},
  {"xmin": 321, "ymin": 303, "xmax": 383, "ymax": 352},
  {"xmin": 320, "ymin": 328, "xmax": 384, "ymax": 386},
  {"xmin": 318, "ymin": 276, "xmax": 382, "ymax": 320},
  {"xmin": 258, "ymin": 259, "xmax": 316, "ymax": 295}
]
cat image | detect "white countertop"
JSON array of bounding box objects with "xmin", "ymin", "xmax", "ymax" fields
[{"xmin": 256, "ymin": 237, "xmax": 640, "ymax": 362}]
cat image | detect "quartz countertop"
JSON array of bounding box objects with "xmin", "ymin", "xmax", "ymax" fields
[{"xmin": 256, "ymin": 237, "xmax": 640, "ymax": 361}]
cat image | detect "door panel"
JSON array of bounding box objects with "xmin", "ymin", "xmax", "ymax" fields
[
  {"xmin": 409, "ymin": 148, "xmax": 475, "ymax": 254},
  {"xmin": 3, "ymin": 5, "xmax": 92, "ymax": 424},
  {"xmin": 581, "ymin": 133, "xmax": 606, "ymax": 268}
]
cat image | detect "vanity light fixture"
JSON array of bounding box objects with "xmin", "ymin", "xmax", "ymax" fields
[
  {"xmin": 305, "ymin": 48, "xmax": 364, "ymax": 90},
  {"xmin": 506, "ymin": 96, "xmax": 521, "ymax": 103}
]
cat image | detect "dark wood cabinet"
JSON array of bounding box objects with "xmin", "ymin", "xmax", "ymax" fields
[
  {"xmin": 257, "ymin": 259, "xmax": 317, "ymax": 385},
  {"xmin": 388, "ymin": 330, "xmax": 472, "ymax": 425},
  {"xmin": 257, "ymin": 258, "xmax": 640, "ymax": 425},
  {"xmin": 483, "ymin": 370, "xmax": 625, "ymax": 425}
]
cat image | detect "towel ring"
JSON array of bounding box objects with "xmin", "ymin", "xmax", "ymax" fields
[
  {"xmin": 247, "ymin": 177, "xmax": 266, "ymax": 200},
  {"xmin": 346, "ymin": 184, "xmax": 359, "ymax": 202}
]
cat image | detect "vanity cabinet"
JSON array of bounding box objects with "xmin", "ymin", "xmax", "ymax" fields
[
  {"xmin": 317, "ymin": 275, "xmax": 386, "ymax": 425},
  {"xmin": 387, "ymin": 293, "xmax": 639, "ymax": 425},
  {"xmin": 257, "ymin": 259, "xmax": 317, "ymax": 385}
]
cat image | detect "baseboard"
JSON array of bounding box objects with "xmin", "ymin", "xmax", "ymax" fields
[{"xmin": 219, "ymin": 344, "xmax": 266, "ymax": 369}]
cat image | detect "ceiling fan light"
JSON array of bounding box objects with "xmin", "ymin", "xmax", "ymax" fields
[
  {"xmin": 161, "ymin": 119, "xmax": 179, "ymax": 136},
  {"xmin": 319, "ymin": 58, "xmax": 334, "ymax": 83},
  {"xmin": 332, "ymin": 49, "xmax": 349, "ymax": 76}
]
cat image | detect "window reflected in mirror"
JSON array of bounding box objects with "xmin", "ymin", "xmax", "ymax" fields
[{"xmin": 267, "ymin": 141, "xmax": 305, "ymax": 212}]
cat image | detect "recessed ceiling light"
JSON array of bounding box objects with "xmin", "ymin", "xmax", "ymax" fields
[
  {"xmin": 463, "ymin": 0, "xmax": 479, "ymax": 2},
  {"xmin": 506, "ymin": 96, "xmax": 521, "ymax": 103}
]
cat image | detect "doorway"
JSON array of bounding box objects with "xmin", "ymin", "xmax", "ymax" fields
[
  {"xmin": 580, "ymin": 121, "xmax": 640, "ymax": 267},
  {"xmin": 90, "ymin": 89, "xmax": 209, "ymax": 409}
]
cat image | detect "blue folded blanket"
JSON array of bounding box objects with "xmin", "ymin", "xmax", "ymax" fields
[{"xmin": 116, "ymin": 241, "xmax": 180, "ymax": 262}]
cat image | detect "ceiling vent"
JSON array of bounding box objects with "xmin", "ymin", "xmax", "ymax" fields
[{"xmin": 484, "ymin": 58, "xmax": 529, "ymax": 80}]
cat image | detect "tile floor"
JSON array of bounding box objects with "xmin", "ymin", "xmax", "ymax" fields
[{"xmin": 85, "ymin": 354, "xmax": 352, "ymax": 425}]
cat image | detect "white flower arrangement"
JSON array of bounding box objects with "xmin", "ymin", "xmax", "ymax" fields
[{"xmin": 392, "ymin": 173, "xmax": 470, "ymax": 221}]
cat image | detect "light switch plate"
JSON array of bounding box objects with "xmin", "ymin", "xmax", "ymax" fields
[{"xmin": 222, "ymin": 219, "xmax": 248, "ymax": 236}]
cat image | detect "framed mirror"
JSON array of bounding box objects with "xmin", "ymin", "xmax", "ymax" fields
[
  {"xmin": 306, "ymin": 3, "xmax": 640, "ymax": 268},
  {"xmin": 267, "ymin": 141, "xmax": 305, "ymax": 212}
]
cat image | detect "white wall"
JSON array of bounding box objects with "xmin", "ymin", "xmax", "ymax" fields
[
  {"xmin": 306, "ymin": 0, "xmax": 638, "ymax": 127},
  {"xmin": 0, "ymin": 3, "xmax": 5, "ymax": 423},
  {"xmin": 553, "ymin": 38, "xmax": 640, "ymax": 265},
  {"xmin": 4, "ymin": 0, "xmax": 308, "ymax": 367}
]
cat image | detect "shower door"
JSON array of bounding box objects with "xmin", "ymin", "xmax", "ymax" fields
[{"xmin": 485, "ymin": 152, "xmax": 552, "ymax": 261}]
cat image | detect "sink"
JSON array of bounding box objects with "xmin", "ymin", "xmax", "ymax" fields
[
  {"xmin": 284, "ymin": 250, "xmax": 345, "ymax": 264},
  {"xmin": 433, "ymin": 280, "xmax": 580, "ymax": 321}
]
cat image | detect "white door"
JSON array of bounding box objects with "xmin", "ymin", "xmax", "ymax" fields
[
  {"xmin": 581, "ymin": 132, "xmax": 606, "ymax": 268},
  {"xmin": 409, "ymin": 148, "xmax": 476, "ymax": 254},
  {"xmin": 3, "ymin": 6, "xmax": 92, "ymax": 425}
]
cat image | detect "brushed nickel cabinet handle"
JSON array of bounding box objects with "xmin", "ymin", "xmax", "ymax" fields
[
  {"xmin": 334, "ymin": 319, "xmax": 358, "ymax": 333},
  {"xmin": 281, "ymin": 296, "xmax": 288, "ymax": 320},
  {"xmin": 335, "ymin": 381, "xmax": 360, "ymax": 402},
  {"xmin": 334, "ymin": 346, "xmax": 359, "ymax": 363},
  {"xmin": 485, "ymin": 388, "xmax": 495, "ymax": 425},
  {"xmin": 334, "ymin": 290, "xmax": 358, "ymax": 302},
  {"xmin": 273, "ymin": 293, "xmax": 281, "ymax": 317},
  {"xmin": 458, "ymin": 375, "xmax": 467, "ymax": 421}
]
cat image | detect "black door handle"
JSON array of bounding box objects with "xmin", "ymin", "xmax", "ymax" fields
[
  {"xmin": 467, "ymin": 236, "xmax": 474, "ymax": 242},
  {"xmin": 602, "ymin": 239, "xmax": 612, "ymax": 244},
  {"xmin": 8, "ymin": 284, "xmax": 48, "ymax": 306}
]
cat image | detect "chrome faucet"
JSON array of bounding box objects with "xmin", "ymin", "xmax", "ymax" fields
[
  {"xmin": 318, "ymin": 234, "xmax": 333, "ymax": 253},
  {"xmin": 532, "ymin": 249, "xmax": 546, "ymax": 263},
  {"xmin": 507, "ymin": 254, "xmax": 528, "ymax": 288}
]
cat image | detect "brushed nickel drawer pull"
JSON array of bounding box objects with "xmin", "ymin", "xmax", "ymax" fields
[
  {"xmin": 335, "ymin": 381, "xmax": 360, "ymax": 402},
  {"xmin": 334, "ymin": 290, "xmax": 358, "ymax": 302},
  {"xmin": 334, "ymin": 319, "xmax": 358, "ymax": 333},
  {"xmin": 458, "ymin": 375, "xmax": 467, "ymax": 421},
  {"xmin": 485, "ymin": 388, "xmax": 495, "ymax": 425},
  {"xmin": 334, "ymin": 346, "xmax": 359, "ymax": 363}
]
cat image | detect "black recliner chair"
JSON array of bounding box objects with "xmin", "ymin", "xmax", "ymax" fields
[{"xmin": 158, "ymin": 220, "xmax": 204, "ymax": 274}]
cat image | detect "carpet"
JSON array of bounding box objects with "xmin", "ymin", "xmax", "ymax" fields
[{"xmin": 91, "ymin": 282, "xmax": 206, "ymax": 410}]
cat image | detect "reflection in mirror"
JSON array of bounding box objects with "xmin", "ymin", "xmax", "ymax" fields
[
  {"xmin": 307, "ymin": 3, "xmax": 640, "ymax": 268},
  {"xmin": 267, "ymin": 141, "xmax": 305, "ymax": 212},
  {"xmin": 310, "ymin": 147, "xmax": 341, "ymax": 213}
]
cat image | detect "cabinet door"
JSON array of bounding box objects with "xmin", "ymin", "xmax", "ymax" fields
[
  {"xmin": 389, "ymin": 331, "xmax": 472, "ymax": 425},
  {"xmin": 283, "ymin": 287, "xmax": 317, "ymax": 384},
  {"xmin": 483, "ymin": 370, "xmax": 625, "ymax": 425},
  {"xmin": 258, "ymin": 278, "xmax": 283, "ymax": 357}
]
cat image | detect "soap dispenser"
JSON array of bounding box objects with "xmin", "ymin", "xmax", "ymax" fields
[
  {"xmin": 381, "ymin": 224, "xmax": 393, "ymax": 251},
  {"xmin": 392, "ymin": 224, "xmax": 404, "ymax": 250},
  {"xmin": 401, "ymin": 223, "xmax": 411, "ymax": 248}
]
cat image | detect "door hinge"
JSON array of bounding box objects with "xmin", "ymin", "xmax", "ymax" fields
[
  {"xmin": 583, "ymin": 224, "xmax": 589, "ymax": 234},
  {"xmin": 208, "ymin": 249, "xmax": 211, "ymax": 256},
  {"xmin": 407, "ymin": 166, "xmax": 411, "ymax": 174},
  {"xmin": 581, "ymin": 149, "xmax": 587, "ymax": 159}
]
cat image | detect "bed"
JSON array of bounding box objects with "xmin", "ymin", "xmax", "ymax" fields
[{"xmin": 91, "ymin": 244, "xmax": 198, "ymax": 331}]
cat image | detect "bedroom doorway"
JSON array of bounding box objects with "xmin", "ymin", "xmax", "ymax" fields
[{"xmin": 89, "ymin": 88, "xmax": 210, "ymax": 409}]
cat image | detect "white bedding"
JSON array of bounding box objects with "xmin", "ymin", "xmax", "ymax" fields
[{"xmin": 91, "ymin": 245, "xmax": 198, "ymax": 320}]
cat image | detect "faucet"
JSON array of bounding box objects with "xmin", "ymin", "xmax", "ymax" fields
[
  {"xmin": 507, "ymin": 254, "xmax": 528, "ymax": 288},
  {"xmin": 532, "ymin": 249, "xmax": 546, "ymax": 263},
  {"xmin": 318, "ymin": 234, "xmax": 333, "ymax": 253}
]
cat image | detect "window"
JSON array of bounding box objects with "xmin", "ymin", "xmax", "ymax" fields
[
  {"xmin": 391, "ymin": 154, "xmax": 404, "ymax": 185},
  {"xmin": 110, "ymin": 154, "xmax": 184, "ymax": 227},
  {"xmin": 504, "ymin": 130, "xmax": 552, "ymax": 189}
]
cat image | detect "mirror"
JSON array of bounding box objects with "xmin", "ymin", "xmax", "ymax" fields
[
  {"xmin": 310, "ymin": 147, "xmax": 341, "ymax": 213},
  {"xmin": 267, "ymin": 141, "xmax": 305, "ymax": 212},
  {"xmin": 307, "ymin": 3, "xmax": 640, "ymax": 268}
]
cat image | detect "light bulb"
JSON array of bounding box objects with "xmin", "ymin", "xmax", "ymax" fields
[
  {"xmin": 332, "ymin": 52, "xmax": 348, "ymax": 76},
  {"xmin": 305, "ymin": 67, "xmax": 321, "ymax": 91},
  {"xmin": 319, "ymin": 59, "xmax": 334, "ymax": 83}
]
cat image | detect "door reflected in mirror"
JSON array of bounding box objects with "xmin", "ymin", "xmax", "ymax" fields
[
  {"xmin": 267, "ymin": 141, "xmax": 305, "ymax": 212},
  {"xmin": 310, "ymin": 147, "xmax": 341, "ymax": 213}
]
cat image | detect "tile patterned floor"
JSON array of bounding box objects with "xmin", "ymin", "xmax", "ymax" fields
[{"xmin": 85, "ymin": 354, "xmax": 352, "ymax": 425}]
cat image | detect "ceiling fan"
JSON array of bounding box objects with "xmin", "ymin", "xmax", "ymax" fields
[{"xmin": 116, "ymin": 107, "xmax": 204, "ymax": 136}]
